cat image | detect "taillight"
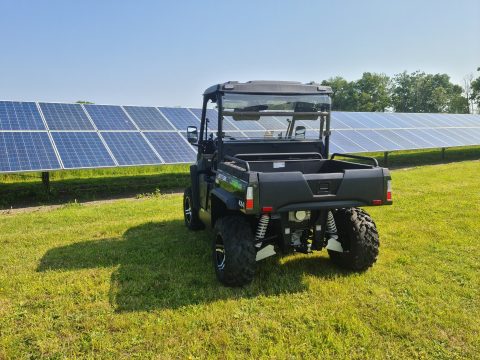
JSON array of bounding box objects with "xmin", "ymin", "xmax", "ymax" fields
[
  {"xmin": 387, "ymin": 180, "xmax": 392, "ymax": 201},
  {"xmin": 246, "ymin": 186, "xmax": 254, "ymax": 210}
]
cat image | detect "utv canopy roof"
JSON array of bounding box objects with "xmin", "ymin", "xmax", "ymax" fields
[{"xmin": 203, "ymin": 80, "xmax": 333, "ymax": 100}]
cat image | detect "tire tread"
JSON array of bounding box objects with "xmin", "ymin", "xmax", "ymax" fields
[
  {"xmin": 328, "ymin": 207, "xmax": 379, "ymax": 271},
  {"xmin": 214, "ymin": 216, "xmax": 256, "ymax": 286}
]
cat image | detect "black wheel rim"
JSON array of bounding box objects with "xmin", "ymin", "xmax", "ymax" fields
[
  {"xmin": 215, "ymin": 234, "xmax": 226, "ymax": 271},
  {"xmin": 184, "ymin": 196, "xmax": 192, "ymax": 224}
]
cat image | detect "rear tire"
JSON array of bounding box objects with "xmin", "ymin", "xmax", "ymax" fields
[
  {"xmin": 328, "ymin": 208, "xmax": 379, "ymax": 271},
  {"xmin": 183, "ymin": 187, "xmax": 204, "ymax": 230},
  {"xmin": 213, "ymin": 216, "xmax": 256, "ymax": 286}
]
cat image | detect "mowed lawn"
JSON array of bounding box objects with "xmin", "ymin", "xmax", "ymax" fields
[{"xmin": 0, "ymin": 161, "xmax": 479, "ymax": 359}]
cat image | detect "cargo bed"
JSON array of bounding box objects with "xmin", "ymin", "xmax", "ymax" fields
[{"xmin": 218, "ymin": 155, "xmax": 391, "ymax": 212}]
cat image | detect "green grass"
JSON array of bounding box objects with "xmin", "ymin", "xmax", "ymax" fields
[
  {"xmin": 0, "ymin": 160, "xmax": 479, "ymax": 359},
  {"xmin": 1, "ymin": 146, "xmax": 479, "ymax": 209}
]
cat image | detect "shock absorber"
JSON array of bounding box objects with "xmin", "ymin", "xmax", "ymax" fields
[
  {"xmin": 325, "ymin": 211, "xmax": 343, "ymax": 252},
  {"xmin": 255, "ymin": 214, "xmax": 270, "ymax": 247},
  {"xmin": 326, "ymin": 211, "xmax": 338, "ymax": 238}
]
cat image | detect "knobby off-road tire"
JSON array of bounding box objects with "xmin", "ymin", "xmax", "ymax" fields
[
  {"xmin": 213, "ymin": 216, "xmax": 256, "ymax": 287},
  {"xmin": 183, "ymin": 187, "xmax": 204, "ymax": 230},
  {"xmin": 328, "ymin": 207, "xmax": 379, "ymax": 271}
]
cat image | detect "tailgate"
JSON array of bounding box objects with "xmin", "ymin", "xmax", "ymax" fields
[{"xmin": 258, "ymin": 168, "xmax": 388, "ymax": 211}]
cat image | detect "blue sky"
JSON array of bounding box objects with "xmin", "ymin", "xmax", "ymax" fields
[{"xmin": 0, "ymin": 0, "xmax": 479, "ymax": 107}]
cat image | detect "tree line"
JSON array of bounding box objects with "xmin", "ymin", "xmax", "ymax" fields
[{"xmin": 321, "ymin": 68, "xmax": 480, "ymax": 114}]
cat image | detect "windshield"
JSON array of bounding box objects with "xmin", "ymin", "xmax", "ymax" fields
[{"xmin": 220, "ymin": 93, "xmax": 330, "ymax": 141}]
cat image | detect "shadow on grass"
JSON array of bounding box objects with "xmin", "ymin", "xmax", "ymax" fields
[
  {"xmin": 0, "ymin": 172, "xmax": 189, "ymax": 209},
  {"xmin": 37, "ymin": 220, "xmax": 351, "ymax": 311}
]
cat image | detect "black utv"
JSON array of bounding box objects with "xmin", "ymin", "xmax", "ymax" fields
[{"xmin": 183, "ymin": 81, "xmax": 392, "ymax": 286}]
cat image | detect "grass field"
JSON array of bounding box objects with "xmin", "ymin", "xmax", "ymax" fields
[
  {"xmin": 1, "ymin": 146, "xmax": 479, "ymax": 209},
  {"xmin": 0, "ymin": 160, "xmax": 479, "ymax": 359}
]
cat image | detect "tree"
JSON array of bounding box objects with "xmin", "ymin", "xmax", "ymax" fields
[
  {"xmin": 463, "ymin": 73, "xmax": 475, "ymax": 114},
  {"xmin": 322, "ymin": 73, "xmax": 391, "ymax": 112},
  {"xmin": 471, "ymin": 67, "xmax": 480, "ymax": 113},
  {"xmin": 391, "ymin": 71, "xmax": 468, "ymax": 113},
  {"xmin": 321, "ymin": 77, "xmax": 357, "ymax": 111},
  {"xmin": 76, "ymin": 100, "xmax": 94, "ymax": 104},
  {"xmin": 354, "ymin": 72, "xmax": 391, "ymax": 112}
]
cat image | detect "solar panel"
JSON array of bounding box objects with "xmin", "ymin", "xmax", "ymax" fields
[
  {"xmin": 1, "ymin": 100, "xmax": 479, "ymax": 173},
  {"xmin": 422, "ymin": 113, "xmax": 452, "ymax": 128},
  {"xmin": 357, "ymin": 113, "xmax": 400, "ymax": 129},
  {"xmin": 52, "ymin": 132, "xmax": 116, "ymax": 169},
  {"xmin": 189, "ymin": 108, "xmax": 217, "ymax": 129},
  {"xmin": 295, "ymin": 119, "xmax": 319, "ymax": 130},
  {"xmin": 410, "ymin": 128, "xmax": 450, "ymax": 147},
  {"xmin": 305, "ymin": 130, "xmax": 321, "ymax": 139},
  {"xmin": 449, "ymin": 114, "xmax": 479, "ymax": 128},
  {"xmin": 441, "ymin": 128, "xmax": 476, "ymax": 145},
  {"xmin": 352, "ymin": 129, "xmax": 403, "ymax": 150},
  {"xmin": 335, "ymin": 112, "xmax": 376, "ymax": 129},
  {"xmin": 40, "ymin": 102, "xmax": 94, "ymax": 130},
  {"xmin": 375, "ymin": 130, "xmax": 419, "ymax": 150},
  {"xmin": 101, "ymin": 132, "xmax": 162, "ymax": 165},
  {"xmin": 386, "ymin": 113, "xmax": 421, "ymax": 128},
  {"xmin": 329, "ymin": 141, "xmax": 344, "ymax": 154},
  {"xmin": 398, "ymin": 113, "xmax": 427, "ymax": 128},
  {"xmin": 145, "ymin": 132, "xmax": 197, "ymax": 163},
  {"xmin": 84, "ymin": 105, "xmax": 136, "ymax": 130},
  {"xmin": 227, "ymin": 117, "xmax": 265, "ymax": 131},
  {"xmin": 455, "ymin": 128, "xmax": 480, "ymax": 144},
  {"xmin": 465, "ymin": 127, "xmax": 480, "ymax": 141},
  {"xmin": 349, "ymin": 130, "xmax": 386, "ymax": 152},
  {"xmin": 402, "ymin": 113, "xmax": 438, "ymax": 128},
  {"xmin": 158, "ymin": 107, "xmax": 199, "ymax": 131},
  {"xmin": 330, "ymin": 114, "xmax": 352, "ymax": 129},
  {"xmin": 428, "ymin": 128, "xmax": 465, "ymax": 147},
  {"xmin": 394, "ymin": 129, "xmax": 437, "ymax": 148},
  {"xmin": 257, "ymin": 116, "xmax": 285, "ymax": 130},
  {"xmin": 0, "ymin": 132, "xmax": 60, "ymax": 172},
  {"xmin": 123, "ymin": 106, "xmax": 174, "ymax": 130},
  {"xmin": 189, "ymin": 108, "xmax": 239, "ymax": 131},
  {"xmin": 330, "ymin": 131, "xmax": 366, "ymax": 153},
  {"xmin": 461, "ymin": 114, "xmax": 480, "ymax": 127},
  {"xmin": 0, "ymin": 101, "xmax": 45, "ymax": 130}
]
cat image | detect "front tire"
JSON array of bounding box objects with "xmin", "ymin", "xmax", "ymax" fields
[
  {"xmin": 183, "ymin": 187, "xmax": 204, "ymax": 230},
  {"xmin": 328, "ymin": 208, "xmax": 379, "ymax": 271},
  {"xmin": 213, "ymin": 216, "xmax": 256, "ymax": 286}
]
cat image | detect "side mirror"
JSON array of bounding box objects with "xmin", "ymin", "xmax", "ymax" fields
[
  {"xmin": 186, "ymin": 126, "xmax": 198, "ymax": 144},
  {"xmin": 294, "ymin": 126, "xmax": 306, "ymax": 139}
]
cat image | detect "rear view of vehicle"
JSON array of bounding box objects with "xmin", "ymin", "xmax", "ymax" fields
[{"xmin": 183, "ymin": 81, "xmax": 392, "ymax": 286}]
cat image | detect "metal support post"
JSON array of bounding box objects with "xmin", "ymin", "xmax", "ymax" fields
[{"xmin": 41, "ymin": 172, "xmax": 50, "ymax": 193}]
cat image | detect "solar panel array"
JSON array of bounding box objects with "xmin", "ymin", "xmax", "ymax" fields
[
  {"xmin": 328, "ymin": 112, "xmax": 480, "ymax": 154},
  {"xmin": 0, "ymin": 100, "xmax": 479, "ymax": 173}
]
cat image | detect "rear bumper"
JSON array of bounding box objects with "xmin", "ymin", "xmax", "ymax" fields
[
  {"xmin": 277, "ymin": 200, "xmax": 365, "ymax": 212},
  {"xmin": 277, "ymin": 199, "xmax": 392, "ymax": 212}
]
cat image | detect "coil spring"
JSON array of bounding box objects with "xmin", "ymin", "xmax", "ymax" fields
[
  {"xmin": 255, "ymin": 214, "xmax": 270, "ymax": 241},
  {"xmin": 326, "ymin": 211, "xmax": 337, "ymax": 235}
]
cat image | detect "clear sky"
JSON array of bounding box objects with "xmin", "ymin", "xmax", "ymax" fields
[{"xmin": 0, "ymin": 0, "xmax": 479, "ymax": 107}]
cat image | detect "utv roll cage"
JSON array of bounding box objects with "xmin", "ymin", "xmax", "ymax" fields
[{"xmin": 198, "ymin": 81, "xmax": 334, "ymax": 159}]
